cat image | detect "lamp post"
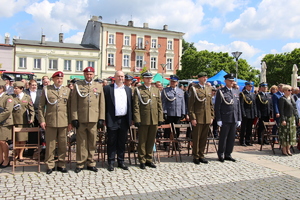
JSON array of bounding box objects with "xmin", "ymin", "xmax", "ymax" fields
[
  {"xmin": 231, "ymin": 51, "xmax": 242, "ymax": 80},
  {"xmin": 160, "ymin": 64, "xmax": 167, "ymax": 87}
]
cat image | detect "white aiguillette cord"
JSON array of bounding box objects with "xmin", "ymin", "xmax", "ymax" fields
[
  {"xmin": 44, "ymin": 87, "xmax": 58, "ymax": 105},
  {"xmin": 75, "ymin": 82, "xmax": 89, "ymax": 98},
  {"xmin": 136, "ymin": 87, "xmax": 151, "ymax": 105},
  {"xmin": 192, "ymin": 86, "xmax": 206, "ymax": 102}
]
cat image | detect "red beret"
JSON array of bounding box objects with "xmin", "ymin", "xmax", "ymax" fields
[
  {"xmin": 83, "ymin": 67, "xmax": 95, "ymax": 72},
  {"xmin": 52, "ymin": 71, "xmax": 64, "ymax": 78}
]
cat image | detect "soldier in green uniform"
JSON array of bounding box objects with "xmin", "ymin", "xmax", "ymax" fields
[
  {"xmin": 38, "ymin": 71, "xmax": 71, "ymax": 174},
  {"xmin": 133, "ymin": 72, "xmax": 163, "ymax": 169},
  {"xmin": 188, "ymin": 72, "xmax": 214, "ymax": 164},
  {"xmin": 12, "ymin": 81, "xmax": 35, "ymax": 161},
  {"xmin": 71, "ymin": 67, "xmax": 105, "ymax": 173}
]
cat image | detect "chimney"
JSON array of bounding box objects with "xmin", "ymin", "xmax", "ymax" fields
[
  {"xmin": 5, "ymin": 36, "xmax": 10, "ymax": 44},
  {"xmin": 41, "ymin": 35, "xmax": 45, "ymax": 44},
  {"xmin": 143, "ymin": 23, "xmax": 149, "ymax": 28},
  {"xmin": 128, "ymin": 20, "xmax": 134, "ymax": 27},
  {"xmin": 59, "ymin": 33, "xmax": 64, "ymax": 43},
  {"xmin": 163, "ymin": 25, "xmax": 168, "ymax": 30}
]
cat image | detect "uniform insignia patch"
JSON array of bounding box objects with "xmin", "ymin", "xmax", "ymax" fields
[
  {"xmin": 22, "ymin": 100, "xmax": 28, "ymax": 103},
  {"xmin": 7, "ymin": 99, "xmax": 12, "ymax": 103}
]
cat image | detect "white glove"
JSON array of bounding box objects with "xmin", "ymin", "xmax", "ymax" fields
[
  {"xmin": 236, "ymin": 121, "xmax": 241, "ymax": 127},
  {"xmin": 217, "ymin": 121, "xmax": 222, "ymax": 127}
]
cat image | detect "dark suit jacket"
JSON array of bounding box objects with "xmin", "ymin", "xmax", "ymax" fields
[
  {"xmin": 239, "ymin": 90, "xmax": 257, "ymax": 119},
  {"xmin": 272, "ymin": 91, "xmax": 283, "ymax": 116},
  {"xmin": 24, "ymin": 89, "xmax": 42, "ymax": 120},
  {"xmin": 104, "ymin": 84, "xmax": 132, "ymax": 130},
  {"xmin": 256, "ymin": 92, "xmax": 272, "ymax": 118},
  {"xmin": 279, "ymin": 96, "xmax": 298, "ymax": 122},
  {"xmin": 214, "ymin": 87, "xmax": 242, "ymax": 123}
]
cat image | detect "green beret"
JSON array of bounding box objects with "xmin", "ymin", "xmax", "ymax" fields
[{"xmin": 198, "ymin": 72, "xmax": 207, "ymax": 78}]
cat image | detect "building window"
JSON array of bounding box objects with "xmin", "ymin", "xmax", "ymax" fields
[
  {"xmin": 167, "ymin": 58, "xmax": 172, "ymax": 70},
  {"xmin": 124, "ymin": 36, "xmax": 130, "ymax": 46},
  {"xmin": 19, "ymin": 57, "xmax": 27, "ymax": 68},
  {"xmin": 150, "ymin": 57, "xmax": 156, "ymax": 69},
  {"xmin": 123, "ymin": 55, "xmax": 129, "ymax": 67},
  {"xmin": 88, "ymin": 61, "xmax": 95, "ymax": 68},
  {"xmin": 137, "ymin": 38, "xmax": 143, "ymax": 49},
  {"xmin": 151, "ymin": 39, "xmax": 157, "ymax": 48},
  {"xmin": 49, "ymin": 59, "xmax": 58, "ymax": 70},
  {"xmin": 76, "ymin": 61, "xmax": 83, "ymax": 71},
  {"xmin": 34, "ymin": 58, "xmax": 41, "ymax": 69},
  {"xmin": 136, "ymin": 56, "xmax": 143, "ymax": 68},
  {"xmin": 167, "ymin": 40, "xmax": 173, "ymax": 50},
  {"xmin": 64, "ymin": 60, "xmax": 71, "ymax": 71},
  {"xmin": 108, "ymin": 34, "xmax": 114, "ymax": 44},
  {"xmin": 108, "ymin": 54, "xmax": 114, "ymax": 66}
]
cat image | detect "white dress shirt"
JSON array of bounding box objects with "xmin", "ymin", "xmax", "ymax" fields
[
  {"xmin": 114, "ymin": 83, "xmax": 127, "ymax": 116},
  {"xmin": 29, "ymin": 89, "xmax": 37, "ymax": 103}
]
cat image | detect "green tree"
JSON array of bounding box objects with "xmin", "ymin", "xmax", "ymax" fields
[{"xmin": 182, "ymin": 39, "xmax": 197, "ymax": 54}]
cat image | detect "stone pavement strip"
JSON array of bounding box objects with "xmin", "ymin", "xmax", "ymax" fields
[{"xmin": 1, "ymin": 150, "xmax": 300, "ymax": 199}]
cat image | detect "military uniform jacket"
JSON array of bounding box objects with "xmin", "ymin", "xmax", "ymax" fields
[
  {"xmin": 133, "ymin": 85, "xmax": 163, "ymax": 125},
  {"xmin": 161, "ymin": 87, "xmax": 185, "ymax": 117},
  {"xmin": 256, "ymin": 92, "xmax": 272, "ymax": 118},
  {"xmin": 215, "ymin": 87, "xmax": 242, "ymax": 123},
  {"xmin": 239, "ymin": 90, "xmax": 257, "ymax": 119},
  {"xmin": 0, "ymin": 93, "xmax": 13, "ymax": 126},
  {"xmin": 38, "ymin": 85, "xmax": 71, "ymax": 128},
  {"xmin": 71, "ymin": 80, "xmax": 105, "ymax": 123},
  {"xmin": 188, "ymin": 84, "xmax": 214, "ymax": 124},
  {"xmin": 12, "ymin": 93, "xmax": 35, "ymax": 125}
]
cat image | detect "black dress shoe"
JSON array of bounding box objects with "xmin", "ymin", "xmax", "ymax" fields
[
  {"xmin": 240, "ymin": 143, "xmax": 247, "ymax": 147},
  {"xmin": 118, "ymin": 163, "xmax": 128, "ymax": 170},
  {"xmin": 74, "ymin": 168, "xmax": 83, "ymax": 173},
  {"xmin": 46, "ymin": 168, "xmax": 55, "ymax": 174},
  {"xmin": 225, "ymin": 156, "xmax": 236, "ymax": 162},
  {"xmin": 145, "ymin": 162, "xmax": 156, "ymax": 168},
  {"xmin": 245, "ymin": 142, "xmax": 253, "ymax": 146},
  {"xmin": 107, "ymin": 164, "xmax": 114, "ymax": 171},
  {"xmin": 199, "ymin": 158, "xmax": 208, "ymax": 164},
  {"xmin": 218, "ymin": 157, "xmax": 224, "ymax": 162},
  {"xmin": 193, "ymin": 158, "xmax": 200, "ymax": 165},
  {"xmin": 87, "ymin": 166, "xmax": 98, "ymax": 172},
  {"xmin": 140, "ymin": 163, "xmax": 146, "ymax": 169},
  {"xmin": 57, "ymin": 167, "xmax": 68, "ymax": 173}
]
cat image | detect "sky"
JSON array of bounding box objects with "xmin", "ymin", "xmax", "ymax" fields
[{"xmin": 1, "ymin": 0, "xmax": 300, "ymax": 70}]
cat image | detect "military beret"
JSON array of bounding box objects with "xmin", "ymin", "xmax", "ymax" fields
[
  {"xmin": 52, "ymin": 71, "xmax": 64, "ymax": 78},
  {"xmin": 170, "ymin": 75, "xmax": 179, "ymax": 81},
  {"xmin": 215, "ymin": 84, "xmax": 221, "ymax": 87},
  {"xmin": 141, "ymin": 72, "xmax": 153, "ymax": 78},
  {"xmin": 198, "ymin": 72, "xmax": 207, "ymax": 78},
  {"xmin": 224, "ymin": 73, "xmax": 235, "ymax": 80},
  {"xmin": 245, "ymin": 81, "xmax": 254, "ymax": 86},
  {"xmin": 83, "ymin": 67, "xmax": 95, "ymax": 72},
  {"xmin": 259, "ymin": 82, "xmax": 268, "ymax": 87},
  {"xmin": 125, "ymin": 74, "xmax": 133, "ymax": 80},
  {"xmin": 13, "ymin": 81, "xmax": 25, "ymax": 88},
  {"xmin": 0, "ymin": 80, "xmax": 6, "ymax": 86}
]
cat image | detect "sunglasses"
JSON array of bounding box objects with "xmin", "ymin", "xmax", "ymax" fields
[{"xmin": 287, "ymin": 90, "xmax": 292, "ymax": 92}]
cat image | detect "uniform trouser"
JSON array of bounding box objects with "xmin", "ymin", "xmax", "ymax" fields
[
  {"xmin": 240, "ymin": 117, "xmax": 254, "ymax": 143},
  {"xmin": 45, "ymin": 127, "xmax": 67, "ymax": 169},
  {"xmin": 192, "ymin": 124, "xmax": 210, "ymax": 159},
  {"xmin": 257, "ymin": 116, "xmax": 270, "ymax": 141},
  {"xmin": 107, "ymin": 116, "xmax": 129, "ymax": 164},
  {"xmin": 217, "ymin": 123, "xmax": 236, "ymax": 158},
  {"xmin": 138, "ymin": 125, "xmax": 157, "ymax": 163},
  {"xmin": 76, "ymin": 122, "xmax": 97, "ymax": 168}
]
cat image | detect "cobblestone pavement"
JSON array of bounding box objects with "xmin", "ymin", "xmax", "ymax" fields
[{"xmin": 1, "ymin": 147, "xmax": 300, "ymax": 200}]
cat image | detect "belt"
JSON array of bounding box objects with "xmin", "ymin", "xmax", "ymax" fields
[{"xmin": 116, "ymin": 115, "xmax": 126, "ymax": 118}]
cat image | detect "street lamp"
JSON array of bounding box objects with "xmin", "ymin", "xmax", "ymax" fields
[
  {"xmin": 160, "ymin": 63, "xmax": 167, "ymax": 87},
  {"xmin": 231, "ymin": 51, "xmax": 242, "ymax": 80}
]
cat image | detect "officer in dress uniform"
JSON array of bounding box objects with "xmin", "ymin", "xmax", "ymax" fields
[
  {"xmin": 188, "ymin": 72, "xmax": 214, "ymax": 164},
  {"xmin": 71, "ymin": 67, "xmax": 105, "ymax": 173},
  {"xmin": 256, "ymin": 82, "xmax": 272, "ymax": 144},
  {"xmin": 124, "ymin": 74, "xmax": 134, "ymax": 88},
  {"xmin": 161, "ymin": 75, "xmax": 185, "ymax": 149},
  {"xmin": 215, "ymin": 73, "xmax": 242, "ymax": 162},
  {"xmin": 239, "ymin": 81, "xmax": 257, "ymax": 146},
  {"xmin": 38, "ymin": 71, "xmax": 71, "ymax": 174},
  {"xmin": 133, "ymin": 72, "xmax": 163, "ymax": 169}
]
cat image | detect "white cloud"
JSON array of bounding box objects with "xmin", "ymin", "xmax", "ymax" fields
[
  {"xmin": 197, "ymin": 0, "xmax": 243, "ymax": 14},
  {"xmin": 64, "ymin": 32, "xmax": 83, "ymax": 44},
  {"xmin": 0, "ymin": 0, "xmax": 32, "ymax": 18},
  {"xmin": 223, "ymin": 0, "xmax": 300, "ymax": 39},
  {"xmin": 282, "ymin": 43, "xmax": 300, "ymax": 52},
  {"xmin": 195, "ymin": 40, "xmax": 260, "ymax": 59}
]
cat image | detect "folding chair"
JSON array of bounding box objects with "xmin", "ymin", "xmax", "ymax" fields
[
  {"xmin": 206, "ymin": 125, "xmax": 218, "ymax": 154},
  {"xmin": 127, "ymin": 125, "xmax": 139, "ymax": 165},
  {"xmin": 97, "ymin": 127, "xmax": 107, "ymax": 167},
  {"xmin": 261, "ymin": 121, "xmax": 279, "ymax": 154},
  {"xmin": 67, "ymin": 129, "xmax": 76, "ymax": 169},
  {"xmin": 172, "ymin": 122, "xmax": 192, "ymax": 162},
  {"xmin": 12, "ymin": 126, "xmax": 41, "ymax": 173}
]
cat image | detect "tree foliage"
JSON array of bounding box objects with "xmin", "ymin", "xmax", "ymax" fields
[
  {"xmin": 177, "ymin": 42, "xmax": 260, "ymax": 85},
  {"xmin": 262, "ymin": 48, "xmax": 300, "ymax": 86}
]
